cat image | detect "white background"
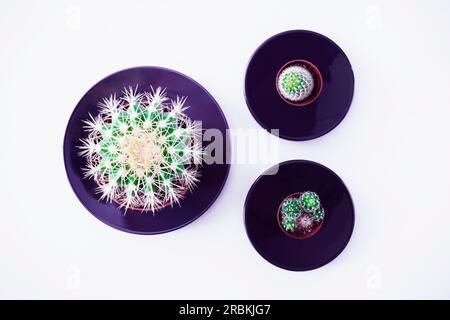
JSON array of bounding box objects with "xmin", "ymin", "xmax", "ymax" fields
[{"xmin": 0, "ymin": 0, "xmax": 449, "ymax": 299}]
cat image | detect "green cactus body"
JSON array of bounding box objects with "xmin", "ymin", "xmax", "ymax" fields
[
  {"xmin": 312, "ymin": 206, "xmax": 325, "ymax": 221},
  {"xmin": 281, "ymin": 71, "xmax": 308, "ymax": 95},
  {"xmin": 282, "ymin": 218, "xmax": 296, "ymax": 232},
  {"xmin": 78, "ymin": 86, "xmax": 203, "ymax": 212},
  {"xmin": 301, "ymin": 191, "xmax": 320, "ymax": 213},
  {"xmin": 282, "ymin": 198, "xmax": 301, "ymax": 218}
]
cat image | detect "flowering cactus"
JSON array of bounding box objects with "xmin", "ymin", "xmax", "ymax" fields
[{"xmin": 78, "ymin": 86, "xmax": 203, "ymax": 212}]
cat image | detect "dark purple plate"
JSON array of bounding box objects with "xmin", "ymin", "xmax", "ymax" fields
[
  {"xmin": 64, "ymin": 66, "xmax": 230, "ymax": 234},
  {"xmin": 244, "ymin": 30, "xmax": 354, "ymax": 141},
  {"xmin": 244, "ymin": 160, "xmax": 354, "ymax": 271}
]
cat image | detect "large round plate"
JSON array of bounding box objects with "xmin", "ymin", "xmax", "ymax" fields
[
  {"xmin": 245, "ymin": 30, "xmax": 354, "ymax": 141},
  {"xmin": 244, "ymin": 160, "xmax": 354, "ymax": 271},
  {"xmin": 64, "ymin": 67, "xmax": 230, "ymax": 234}
]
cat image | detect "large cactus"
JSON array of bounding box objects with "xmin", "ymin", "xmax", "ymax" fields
[{"xmin": 78, "ymin": 86, "xmax": 203, "ymax": 212}]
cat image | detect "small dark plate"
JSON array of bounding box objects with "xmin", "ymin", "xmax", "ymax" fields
[
  {"xmin": 245, "ymin": 30, "xmax": 354, "ymax": 141},
  {"xmin": 64, "ymin": 66, "xmax": 230, "ymax": 234},
  {"xmin": 244, "ymin": 160, "xmax": 354, "ymax": 271}
]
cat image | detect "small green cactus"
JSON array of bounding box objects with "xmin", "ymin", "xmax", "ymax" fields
[
  {"xmin": 277, "ymin": 65, "xmax": 314, "ymax": 102},
  {"xmin": 282, "ymin": 197, "xmax": 301, "ymax": 218},
  {"xmin": 311, "ymin": 206, "xmax": 325, "ymax": 221},
  {"xmin": 282, "ymin": 217, "xmax": 296, "ymax": 232},
  {"xmin": 301, "ymin": 191, "xmax": 321, "ymax": 213}
]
